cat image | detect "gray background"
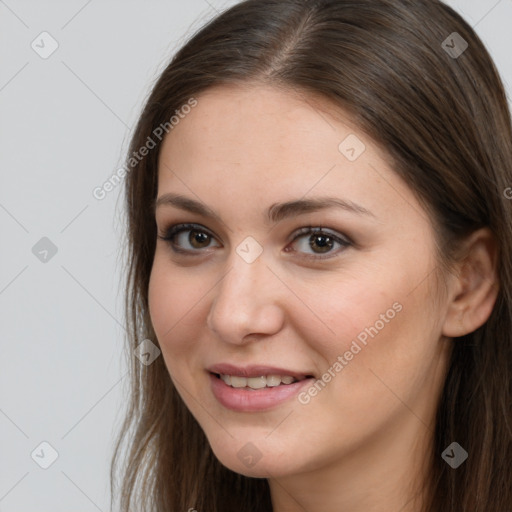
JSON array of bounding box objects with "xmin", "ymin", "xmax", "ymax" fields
[{"xmin": 0, "ymin": 1, "xmax": 510, "ymax": 511}]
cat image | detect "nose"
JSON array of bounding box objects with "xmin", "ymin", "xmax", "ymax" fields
[{"xmin": 206, "ymin": 253, "xmax": 286, "ymax": 345}]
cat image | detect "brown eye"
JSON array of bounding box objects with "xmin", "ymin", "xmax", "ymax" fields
[
  {"xmin": 158, "ymin": 223, "xmax": 221, "ymax": 253},
  {"xmin": 309, "ymin": 233, "xmax": 335, "ymax": 253},
  {"xmin": 189, "ymin": 229, "xmax": 211, "ymax": 248},
  {"xmin": 288, "ymin": 227, "xmax": 352, "ymax": 259}
]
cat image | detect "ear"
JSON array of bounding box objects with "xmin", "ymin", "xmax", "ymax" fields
[{"xmin": 442, "ymin": 228, "xmax": 500, "ymax": 338}]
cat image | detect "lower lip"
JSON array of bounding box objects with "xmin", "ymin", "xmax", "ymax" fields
[{"xmin": 209, "ymin": 373, "xmax": 314, "ymax": 412}]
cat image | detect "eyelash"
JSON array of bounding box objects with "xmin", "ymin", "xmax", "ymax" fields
[{"xmin": 157, "ymin": 223, "xmax": 352, "ymax": 260}]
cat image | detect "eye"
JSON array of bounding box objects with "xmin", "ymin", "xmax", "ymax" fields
[
  {"xmin": 286, "ymin": 226, "xmax": 352, "ymax": 259},
  {"xmin": 157, "ymin": 223, "xmax": 221, "ymax": 253},
  {"xmin": 157, "ymin": 223, "xmax": 352, "ymax": 260}
]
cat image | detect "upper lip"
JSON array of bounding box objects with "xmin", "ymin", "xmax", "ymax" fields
[{"xmin": 207, "ymin": 363, "xmax": 314, "ymax": 380}]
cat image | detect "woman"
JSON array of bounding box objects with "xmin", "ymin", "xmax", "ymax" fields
[{"xmin": 111, "ymin": 1, "xmax": 512, "ymax": 511}]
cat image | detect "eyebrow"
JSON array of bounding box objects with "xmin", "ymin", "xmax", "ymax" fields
[{"xmin": 154, "ymin": 193, "xmax": 376, "ymax": 223}]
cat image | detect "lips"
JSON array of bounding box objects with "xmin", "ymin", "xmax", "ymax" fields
[{"xmin": 207, "ymin": 363, "xmax": 316, "ymax": 409}]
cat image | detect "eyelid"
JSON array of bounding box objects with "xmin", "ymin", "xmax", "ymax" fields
[
  {"xmin": 157, "ymin": 222, "xmax": 221, "ymax": 254},
  {"xmin": 286, "ymin": 226, "xmax": 352, "ymax": 260},
  {"xmin": 288, "ymin": 225, "xmax": 352, "ymax": 244}
]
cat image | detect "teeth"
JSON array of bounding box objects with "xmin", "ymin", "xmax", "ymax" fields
[
  {"xmin": 230, "ymin": 376, "xmax": 248, "ymax": 388},
  {"xmin": 220, "ymin": 374, "xmax": 231, "ymax": 386},
  {"xmin": 266, "ymin": 375, "xmax": 282, "ymax": 387},
  {"xmin": 219, "ymin": 374, "xmax": 299, "ymax": 389},
  {"xmin": 247, "ymin": 376, "xmax": 267, "ymax": 389}
]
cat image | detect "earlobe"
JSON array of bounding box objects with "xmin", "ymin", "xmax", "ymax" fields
[{"xmin": 442, "ymin": 228, "xmax": 500, "ymax": 338}]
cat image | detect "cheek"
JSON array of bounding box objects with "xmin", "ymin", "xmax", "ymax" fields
[
  {"xmin": 290, "ymin": 259, "xmax": 438, "ymax": 394},
  {"xmin": 148, "ymin": 256, "xmax": 205, "ymax": 358},
  {"xmin": 289, "ymin": 267, "xmax": 407, "ymax": 358}
]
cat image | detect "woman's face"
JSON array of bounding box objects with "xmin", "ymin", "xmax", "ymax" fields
[{"xmin": 148, "ymin": 83, "xmax": 453, "ymax": 479}]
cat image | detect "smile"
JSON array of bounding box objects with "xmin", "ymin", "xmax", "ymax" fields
[
  {"xmin": 216, "ymin": 373, "xmax": 306, "ymax": 389},
  {"xmin": 208, "ymin": 370, "xmax": 315, "ymax": 412}
]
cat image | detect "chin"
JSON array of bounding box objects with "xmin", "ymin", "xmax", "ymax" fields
[
  {"xmin": 215, "ymin": 453, "xmax": 284, "ymax": 478},
  {"xmin": 206, "ymin": 436, "xmax": 300, "ymax": 479}
]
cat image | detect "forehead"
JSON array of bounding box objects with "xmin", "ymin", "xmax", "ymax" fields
[
  {"xmin": 160, "ymin": 84, "xmax": 379, "ymax": 177},
  {"xmin": 161, "ymin": 83, "xmax": 362, "ymax": 159}
]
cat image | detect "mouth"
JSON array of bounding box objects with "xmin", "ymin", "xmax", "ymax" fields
[
  {"xmin": 211, "ymin": 372, "xmax": 313, "ymax": 390},
  {"xmin": 207, "ymin": 364, "xmax": 316, "ymax": 412}
]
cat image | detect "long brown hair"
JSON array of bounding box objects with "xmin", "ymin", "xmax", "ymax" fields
[{"xmin": 111, "ymin": 1, "xmax": 512, "ymax": 510}]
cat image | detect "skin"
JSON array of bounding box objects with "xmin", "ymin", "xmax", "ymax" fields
[{"xmin": 148, "ymin": 83, "xmax": 499, "ymax": 512}]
